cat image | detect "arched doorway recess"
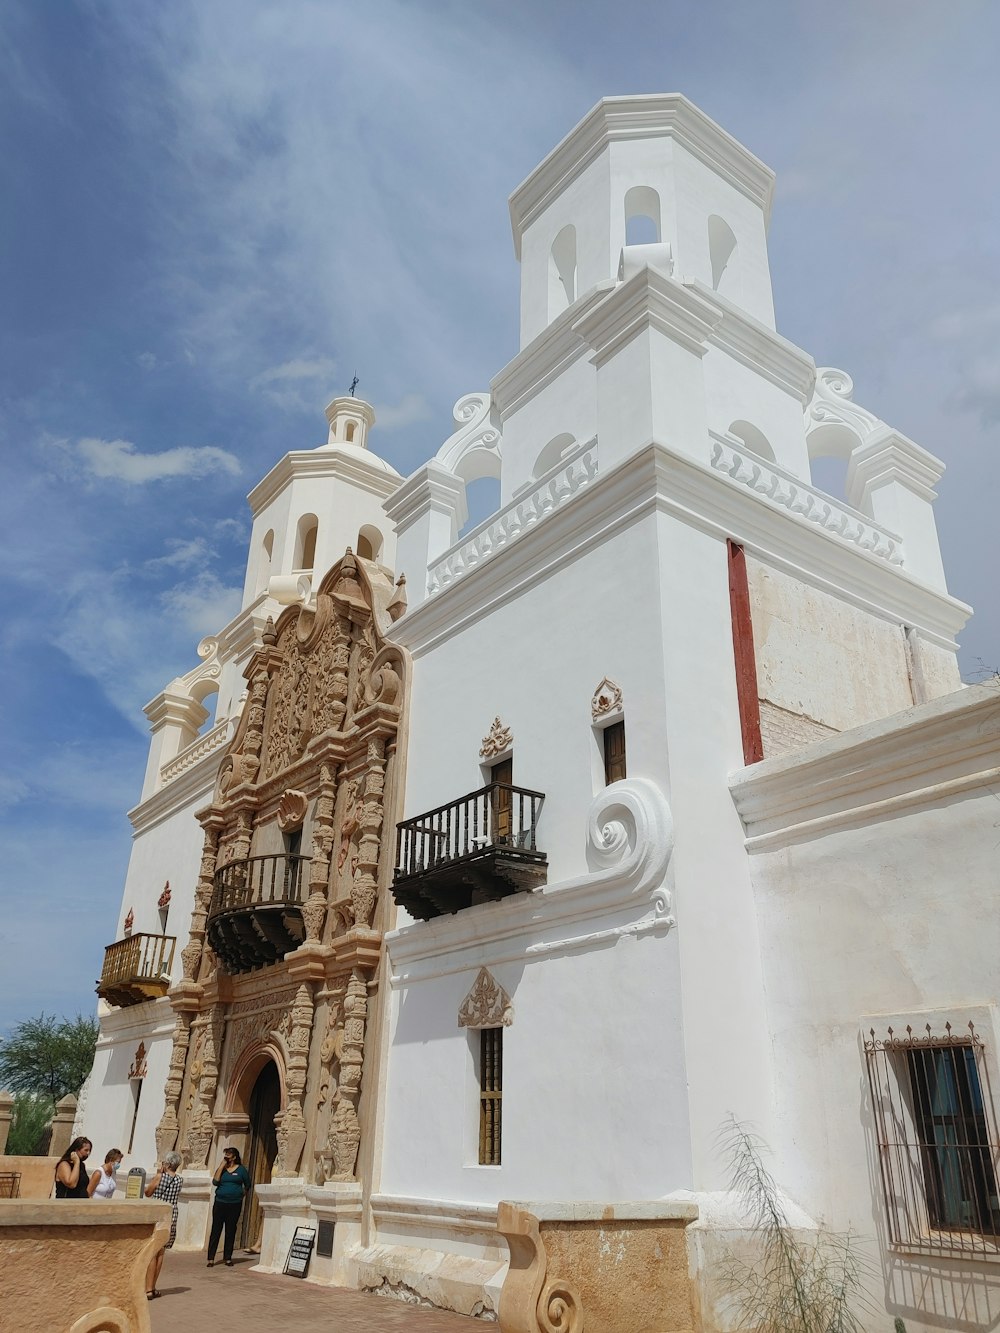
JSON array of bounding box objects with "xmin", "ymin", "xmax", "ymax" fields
[{"xmin": 240, "ymin": 1060, "xmax": 280, "ymax": 1251}]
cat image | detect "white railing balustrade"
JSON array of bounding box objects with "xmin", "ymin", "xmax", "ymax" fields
[
  {"xmin": 426, "ymin": 440, "xmax": 598, "ymax": 596},
  {"xmin": 159, "ymin": 717, "xmax": 233, "ymax": 785},
  {"xmin": 710, "ymin": 433, "xmax": 903, "ymax": 565}
]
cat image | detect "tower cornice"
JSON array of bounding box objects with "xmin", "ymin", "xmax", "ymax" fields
[{"xmin": 508, "ymin": 94, "xmax": 776, "ymax": 258}]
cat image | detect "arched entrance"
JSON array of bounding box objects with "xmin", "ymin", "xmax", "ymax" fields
[{"xmin": 240, "ymin": 1061, "xmax": 280, "ymax": 1251}]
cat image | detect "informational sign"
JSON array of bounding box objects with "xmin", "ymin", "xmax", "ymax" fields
[
  {"xmin": 124, "ymin": 1167, "xmax": 146, "ymax": 1200},
  {"xmin": 283, "ymin": 1225, "xmax": 316, "ymax": 1278}
]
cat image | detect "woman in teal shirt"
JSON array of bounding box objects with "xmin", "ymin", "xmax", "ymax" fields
[{"xmin": 206, "ymin": 1147, "xmax": 252, "ymax": 1266}]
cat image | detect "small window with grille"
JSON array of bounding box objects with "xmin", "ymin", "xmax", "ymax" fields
[
  {"xmin": 479, "ymin": 1027, "xmax": 503, "ymax": 1166},
  {"xmin": 865, "ymin": 1020, "xmax": 1000, "ymax": 1254},
  {"xmin": 603, "ymin": 719, "xmax": 627, "ymax": 785}
]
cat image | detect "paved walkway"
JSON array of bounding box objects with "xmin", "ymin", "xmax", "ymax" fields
[{"xmin": 149, "ymin": 1250, "xmax": 484, "ymax": 1332}]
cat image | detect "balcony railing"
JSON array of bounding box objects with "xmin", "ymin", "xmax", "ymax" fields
[
  {"xmin": 392, "ymin": 783, "xmax": 546, "ymax": 920},
  {"xmin": 96, "ymin": 932, "xmax": 176, "ymax": 1008},
  {"xmin": 207, "ymin": 853, "xmax": 310, "ymax": 974}
]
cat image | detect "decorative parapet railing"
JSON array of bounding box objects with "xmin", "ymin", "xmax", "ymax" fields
[
  {"xmin": 426, "ymin": 439, "xmax": 598, "ymax": 596},
  {"xmin": 97, "ymin": 932, "xmax": 176, "ymax": 1007},
  {"xmin": 209, "ymin": 853, "xmax": 311, "ymax": 919},
  {"xmin": 710, "ymin": 433, "xmax": 903, "ymax": 565},
  {"xmin": 159, "ymin": 717, "xmax": 233, "ymax": 786}
]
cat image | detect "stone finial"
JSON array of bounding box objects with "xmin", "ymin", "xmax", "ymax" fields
[
  {"xmin": 48, "ymin": 1094, "xmax": 78, "ymax": 1159},
  {"xmin": 262, "ymin": 615, "xmax": 277, "ymax": 647},
  {"xmin": 387, "ymin": 573, "xmax": 408, "ymax": 623},
  {"xmin": 0, "ymin": 1091, "xmax": 14, "ymax": 1155}
]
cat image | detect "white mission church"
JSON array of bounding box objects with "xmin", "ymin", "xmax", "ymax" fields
[{"xmin": 80, "ymin": 95, "xmax": 1000, "ymax": 1332}]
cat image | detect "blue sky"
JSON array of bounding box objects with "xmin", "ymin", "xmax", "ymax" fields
[{"xmin": 2, "ymin": 1, "xmax": 998, "ymax": 1033}]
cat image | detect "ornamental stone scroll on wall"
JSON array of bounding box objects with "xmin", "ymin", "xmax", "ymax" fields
[
  {"xmin": 591, "ymin": 677, "xmax": 623, "ymax": 720},
  {"xmin": 480, "ymin": 717, "xmax": 513, "ymax": 759},
  {"xmin": 458, "ymin": 968, "xmax": 514, "ymax": 1029}
]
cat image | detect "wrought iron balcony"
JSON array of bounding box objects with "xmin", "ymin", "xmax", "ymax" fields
[
  {"xmin": 97, "ymin": 932, "xmax": 176, "ymax": 1008},
  {"xmin": 392, "ymin": 783, "xmax": 546, "ymax": 920},
  {"xmin": 207, "ymin": 853, "xmax": 310, "ymax": 974}
]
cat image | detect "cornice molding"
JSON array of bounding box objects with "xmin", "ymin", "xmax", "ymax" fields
[
  {"xmin": 383, "ymin": 460, "xmax": 467, "ymax": 529},
  {"xmin": 574, "ymin": 267, "xmax": 721, "ymax": 364},
  {"xmin": 730, "ymin": 680, "xmax": 1000, "ymax": 847},
  {"xmin": 509, "ymin": 94, "xmax": 776, "ymax": 258},
  {"xmin": 490, "ymin": 282, "xmax": 614, "ymax": 422},
  {"xmin": 248, "ymin": 447, "xmax": 402, "ymax": 516},
  {"xmin": 390, "ymin": 440, "xmax": 970, "ymax": 661},
  {"xmin": 846, "ymin": 426, "xmax": 945, "ymax": 509},
  {"xmin": 128, "ymin": 746, "xmax": 222, "ymax": 833},
  {"xmin": 689, "ymin": 280, "xmax": 816, "ymax": 402}
]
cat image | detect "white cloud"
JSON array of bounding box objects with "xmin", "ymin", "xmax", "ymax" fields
[
  {"xmin": 159, "ymin": 571, "xmax": 242, "ymax": 637},
  {"xmin": 144, "ymin": 537, "xmax": 212, "ymax": 571},
  {"xmin": 372, "ymin": 392, "xmax": 431, "ymax": 432},
  {"xmin": 249, "ymin": 356, "xmax": 338, "ymax": 411},
  {"xmin": 136, "ymin": 351, "xmax": 158, "ymax": 370},
  {"xmin": 77, "ymin": 437, "xmax": 241, "ymax": 484}
]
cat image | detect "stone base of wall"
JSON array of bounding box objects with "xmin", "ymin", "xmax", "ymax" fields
[{"xmin": 0, "ymin": 1199, "xmax": 171, "ymax": 1333}]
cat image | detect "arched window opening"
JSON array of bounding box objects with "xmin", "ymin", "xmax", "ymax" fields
[
  {"xmin": 191, "ymin": 683, "xmax": 219, "ymax": 737},
  {"xmin": 458, "ymin": 476, "xmax": 501, "ymax": 539},
  {"xmin": 356, "ymin": 525, "xmax": 384, "ymax": 563},
  {"xmin": 345, "ymin": 422, "xmax": 356, "ymax": 442},
  {"xmin": 708, "ymin": 215, "xmax": 739, "ymax": 297},
  {"xmin": 255, "ymin": 529, "xmax": 274, "ymax": 595},
  {"xmin": 548, "ymin": 225, "xmax": 577, "ymax": 320},
  {"xmin": 807, "ymin": 423, "xmax": 860, "ymax": 502},
  {"xmin": 532, "ymin": 432, "xmax": 577, "ymax": 482},
  {"xmin": 729, "ymin": 421, "xmax": 775, "ymax": 464},
  {"xmin": 294, "ymin": 515, "xmax": 318, "ymax": 572},
  {"xmin": 624, "ymin": 186, "xmax": 661, "ymax": 247}
]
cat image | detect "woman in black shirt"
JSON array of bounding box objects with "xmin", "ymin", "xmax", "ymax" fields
[{"xmin": 54, "ymin": 1137, "xmax": 93, "ymax": 1198}]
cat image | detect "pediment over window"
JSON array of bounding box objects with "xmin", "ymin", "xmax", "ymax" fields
[{"xmin": 458, "ymin": 968, "xmax": 513, "ymax": 1030}]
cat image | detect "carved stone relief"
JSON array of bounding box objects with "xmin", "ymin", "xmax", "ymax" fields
[
  {"xmin": 458, "ymin": 968, "xmax": 514, "ymax": 1029},
  {"xmin": 480, "ymin": 716, "xmax": 514, "ymax": 759},
  {"xmin": 591, "ymin": 677, "xmax": 623, "ymax": 720}
]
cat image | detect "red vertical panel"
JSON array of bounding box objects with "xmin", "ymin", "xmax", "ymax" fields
[{"xmin": 727, "ymin": 540, "xmax": 764, "ymax": 764}]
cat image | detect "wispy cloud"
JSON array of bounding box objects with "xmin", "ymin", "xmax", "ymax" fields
[
  {"xmin": 373, "ymin": 392, "xmax": 431, "ymax": 432},
  {"xmin": 144, "ymin": 537, "xmax": 212, "ymax": 571},
  {"xmin": 249, "ymin": 356, "xmax": 338, "ymax": 410},
  {"xmin": 77, "ymin": 437, "xmax": 241, "ymax": 484}
]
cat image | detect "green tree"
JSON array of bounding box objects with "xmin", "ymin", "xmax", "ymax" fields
[
  {"xmin": 6, "ymin": 1092, "xmax": 54, "ymax": 1155},
  {"xmin": 0, "ymin": 1013, "xmax": 98, "ymax": 1102}
]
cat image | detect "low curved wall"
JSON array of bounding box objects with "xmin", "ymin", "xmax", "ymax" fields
[{"xmin": 0, "ymin": 1199, "xmax": 170, "ymax": 1333}]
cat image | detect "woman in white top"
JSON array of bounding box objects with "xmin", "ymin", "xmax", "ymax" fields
[{"xmin": 89, "ymin": 1148, "xmax": 123, "ymax": 1198}]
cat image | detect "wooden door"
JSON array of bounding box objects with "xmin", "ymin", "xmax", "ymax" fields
[
  {"xmin": 491, "ymin": 757, "xmax": 513, "ymax": 845},
  {"xmin": 239, "ymin": 1062, "xmax": 280, "ymax": 1251}
]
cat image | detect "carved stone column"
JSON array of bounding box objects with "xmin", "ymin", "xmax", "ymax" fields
[
  {"xmin": 350, "ymin": 738, "xmax": 386, "ymax": 929},
  {"xmin": 275, "ymin": 982, "xmax": 314, "ymax": 1176},
  {"xmin": 326, "ymin": 969, "xmax": 367, "ymax": 1179},
  {"xmin": 240, "ymin": 667, "xmax": 270, "ymax": 784},
  {"xmin": 184, "ymin": 1007, "xmax": 222, "ymax": 1169},
  {"xmin": 302, "ymin": 763, "xmax": 335, "ymax": 943},
  {"xmin": 155, "ymin": 1011, "xmax": 192, "ymax": 1157},
  {"xmin": 182, "ymin": 822, "xmax": 221, "ymax": 980}
]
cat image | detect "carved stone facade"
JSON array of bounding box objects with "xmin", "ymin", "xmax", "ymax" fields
[
  {"xmin": 155, "ymin": 550, "xmax": 408, "ymax": 1218},
  {"xmin": 458, "ymin": 968, "xmax": 514, "ymax": 1029}
]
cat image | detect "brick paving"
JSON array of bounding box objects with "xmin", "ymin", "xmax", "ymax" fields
[{"xmin": 149, "ymin": 1250, "xmax": 484, "ymax": 1332}]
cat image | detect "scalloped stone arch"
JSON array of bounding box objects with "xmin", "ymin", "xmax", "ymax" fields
[{"xmin": 224, "ymin": 1041, "xmax": 288, "ymax": 1119}]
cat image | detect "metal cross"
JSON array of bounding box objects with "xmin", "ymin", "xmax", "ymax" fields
[{"xmin": 349, "ymin": 373, "xmax": 359, "ymax": 397}]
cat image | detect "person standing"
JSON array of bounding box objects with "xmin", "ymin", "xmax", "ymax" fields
[
  {"xmin": 206, "ymin": 1147, "xmax": 251, "ymax": 1267},
  {"xmin": 54, "ymin": 1138, "xmax": 93, "ymax": 1198},
  {"xmin": 144, "ymin": 1152, "xmax": 184, "ymax": 1300},
  {"xmin": 89, "ymin": 1148, "xmax": 123, "ymax": 1198}
]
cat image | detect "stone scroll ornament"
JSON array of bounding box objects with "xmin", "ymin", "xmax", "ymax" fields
[
  {"xmin": 480, "ymin": 716, "xmax": 513, "ymax": 759},
  {"xmin": 591, "ymin": 677, "xmax": 623, "ymax": 720}
]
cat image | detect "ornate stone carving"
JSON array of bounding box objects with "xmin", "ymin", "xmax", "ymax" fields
[
  {"xmin": 458, "ymin": 969, "xmax": 514, "ymax": 1029},
  {"xmin": 157, "ymin": 882, "xmax": 171, "ymax": 910},
  {"xmin": 123, "ymin": 908, "xmax": 134, "ymax": 936},
  {"xmin": 276, "ymin": 789, "xmax": 308, "ymax": 831},
  {"xmin": 321, "ymin": 971, "xmax": 367, "ymax": 1181},
  {"xmin": 591, "ymin": 677, "xmax": 623, "ymax": 720},
  {"xmin": 480, "ymin": 716, "xmax": 513, "ymax": 759},
  {"xmin": 128, "ymin": 1041, "xmax": 147, "ymax": 1080},
  {"xmin": 275, "ymin": 983, "xmax": 313, "ymax": 1176}
]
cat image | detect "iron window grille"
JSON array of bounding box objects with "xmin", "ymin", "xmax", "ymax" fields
[{"xmin": 865, "ymin": 1021, "xmax": 1000, "ymax": 1255}]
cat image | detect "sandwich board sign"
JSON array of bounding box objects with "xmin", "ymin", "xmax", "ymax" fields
[{"xmin": 283, "ymin": 1225, "xmax": 316, "ymax": 1278}]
